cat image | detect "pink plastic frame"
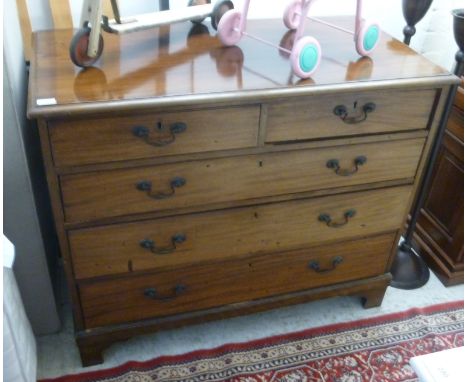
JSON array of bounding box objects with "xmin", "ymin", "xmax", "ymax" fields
[
  {"xmin": 284, "ymin": 0, "xmax": 381, "ymax": 56},
  {"xmin": 217, "ymin": 0, "xmax": 321, "ymax": 78}
]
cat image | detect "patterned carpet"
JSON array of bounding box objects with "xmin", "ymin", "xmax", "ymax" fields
[{"xmin": 40, "ymin": 300, "xmax": 463, "ymax": 382}]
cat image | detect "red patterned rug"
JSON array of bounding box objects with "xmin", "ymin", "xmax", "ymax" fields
[{"xmin": 42, "ymin": 301, "xmax": 463, "ymax": 382}]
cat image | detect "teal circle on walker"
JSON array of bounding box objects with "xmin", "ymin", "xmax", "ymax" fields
[
  {"xmin": 364, "ymin": 26, "xmax": 379, "ymax": 51},
  {"xmin": 300, "ymin": 44, "xmax": 319, "ymax": 73}
]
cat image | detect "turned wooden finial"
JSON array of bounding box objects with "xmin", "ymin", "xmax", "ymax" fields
[
  {"xmin": 452, "ymin": 9, "xmax": 464, "ymax": 76},
  {"xmin": 402, "ymin": 0, "xmax": 433, "ymax": 45}
]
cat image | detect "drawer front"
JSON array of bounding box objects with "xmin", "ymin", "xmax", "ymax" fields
[
  {"xmin": 79, "ymin": 233, "xmax": 395, "ymax": 328},
  {"xmin": 69, "ymin": 186, "xmax": 412, "ymax": 279},
  {"xmin": 61, "ymin": 139, "xmax": 424, "ymax": 223},
  {"xmin": 49, "ymin": 106, "xmax": 260, "ymax": 167},
  {"xmin": 266, "ymin": 89, "xmax": 436, "ymax": 142}
]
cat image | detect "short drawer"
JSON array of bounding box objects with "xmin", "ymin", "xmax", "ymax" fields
[
  {"xmin": 49, "ymin": 106, "xmax": 260, "ymax": 167},
  {"xmin": 79, "ymin": 233, "xmax": 395, "ymax": 328},
  {"xmin": 69, "ymin": 185, "xmax": 412, "ymax": 279},
  {"xmin": 266, "ymin": 89, "xmax": 436, "ymax": 142},
  {"xmin": 61, "ymin": 138, "xmax": 424, "ymax": 223}
]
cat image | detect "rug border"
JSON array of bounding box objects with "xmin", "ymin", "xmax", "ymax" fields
[{"xmin": 39, "ymin": 300, "xmax": 464, "ymax": 382}]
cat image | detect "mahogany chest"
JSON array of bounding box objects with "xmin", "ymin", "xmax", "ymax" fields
[{"xmin": 27, "ymin": 18, "xmax": 457, "ymax": 365}]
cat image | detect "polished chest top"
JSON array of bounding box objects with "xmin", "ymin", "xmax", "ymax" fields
[{"xmin": 28, "ymin": 17, "xmax": 450, "ymax": 117}]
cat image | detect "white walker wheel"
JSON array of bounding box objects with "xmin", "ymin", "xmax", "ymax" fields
[
  {"xmin": 188, "ymin": 0, "xmax": 211, "ymax": 24},
  {"xmin": 290, "ymin": 36, "xmax": 322, "ymax": 79},
  {"xmin": 69, "ymin": 27, "xmax": 104, "ymax": 68},
  {"xmin": 283, "ymin": 0, "xmax": 302, "ymax": 30},
  {"xmin": 355, "ymin": 21, "xmax": 381, "ymax": 56},
  {"xmin": 217, "ymin": 9, "xmax": 243, "ymax": 46},
  {"xmin": 211, "ymin": 0, "xmax": 234, "ymax": 30}
]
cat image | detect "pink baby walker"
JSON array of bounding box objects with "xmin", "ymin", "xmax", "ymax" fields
[{"xmin": 217, "ymin": 0, "xmax": 380, "ymax": 79}]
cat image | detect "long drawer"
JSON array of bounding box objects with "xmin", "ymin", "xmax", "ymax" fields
[
  {"xmin": 266, "ymin": 89, "xmax": 436, "ymax": 142},
  {"xmin": 79, "ymin": 233, "xmax": 396, "ymax": 328},
  {"xmin": 69, "ymin": 185, "xmax": 412, "ymax": 279},
  {"xmin": 49, "ymin": 106, "xmax": 260, "ymax": 167},
  {"xmin": 61, "ymin": 138, "xmax": 424, "ymax": 223}
]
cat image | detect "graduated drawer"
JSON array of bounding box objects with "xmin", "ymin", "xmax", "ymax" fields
[
  {"xmin": 69, "ymin": 185, "xmax": 412, "ymax": 279},
  {"xmin": 79, "ymin": 233, "xmax": 395, "ymax": 328},
  {"xmin": 61, "ymin": 138, "xmax": 424, "ymax": 223},
  {"xmin": 266, "ymin": 89, "xmax": 436, "ymax": 142},
  {"xmin": 49, "ymin": 106, "xmax": 260, "ymax": 167}
]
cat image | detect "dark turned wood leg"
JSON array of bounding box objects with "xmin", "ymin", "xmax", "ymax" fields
[
  {"xmin": 76, "ymin": 333, "xmax": 134, "ymax": 367},
  {"xmin": 402, "ymin": 0, "xmax": 433, "ymax": 45},
  {"xmin": 76, "ymin": 336, "xmax": 118, "ymax": 367},
  {"xmin": 361, "ymin": 287, "xmax": 387, "ymax": 309},
  {"xmin": 78, "ymin": 344, "xmax": 105, "ymax": 367}
]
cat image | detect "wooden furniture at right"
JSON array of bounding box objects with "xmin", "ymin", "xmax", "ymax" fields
[{"xmin": 413, "ymin": 81, "xmax": 464, "ymax": 286}]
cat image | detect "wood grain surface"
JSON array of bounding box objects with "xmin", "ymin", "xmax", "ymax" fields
[
  {"xmin": 61, "ymin": 138, "xmax": 425, "ymax": 223},
  {"xmin": 37, "ymin": 121, "xmax": 86, "ymax": 329},
  {"xmin": 76, "ymin": 274, "xmax": 392, "ymax": 366},
  {"xmin": 266, "ymin": 89, "xmax": 436, "ymax": 142},
  {"xmin": 413, "ymin": 82, "xmax": 464, "ymax": 286},
  {"xmin": 49, "ymin": 106, "xmax": 260, "ymax": 166},
  {"xmin": 48, "ymin": 0, "xmax": 73, "ymax": 30},
  {"xmin": 27, "ymin": 18, "xmax": 455, "ymax": 118},
  {"xmin": 16, "ymin": 0, "xmax": 33, "ymax": 61},
  {"xmin": 79, "ymin": 233, "xmax": 395, "ymax": 328},
  {"xmin": 69, "ymin": 185, "xmax": 412, "ymax": 279}
]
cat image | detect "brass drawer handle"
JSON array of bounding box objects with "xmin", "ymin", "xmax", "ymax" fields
[
  {"xmin": 136, "ymin": 177, "xmax": 186, "ymax": 199},
  {"xmin": 132, "ymin": 122, "xmax": 187, "ymax": 147},
  {"xmin": 333, "ymin": 102, "xmax": 376, "ymax": 124},
  {"xmin": 140, "ymin": 234, "xmax": 186, "ymax": 255},
  {"xmin": 318, "ymin": 209, "xmax": 356, "ymax": 228},
  {"xmin": 143, "ymin": 284, "xmax": 187, "ymax": 302},
  {"xmin": 309, "ymin": 256, "xmax": 343, "ymax": 273},
  {"xmin": 326, "ymin": 156, "xmax": 367, "ymax": 176}
]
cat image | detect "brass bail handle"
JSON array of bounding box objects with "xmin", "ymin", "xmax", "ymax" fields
[
  {"xmin": 132, "ymin": 122, "xmax": 187, "ymax": 147},
  {"xmin": 143, "ymin": 284, "xmax": 187, "ymax": 302},
  {"xmin": 333, "ymin": 102, "xmax": 376, "ymax": 124},
  {"xmin": 326, "ymin": 156, "xmax": 367, "ymax": 176},
  {"xmin": 309, "ymin": 256, "xmax": 344, "ymax": 273},
  {"xmin": 140, "ymin": 233, "xmax": 186, "ymax": 255},
  {"xmin": 318, "ymin": 209, "xmax": 356, "ymax": 228},
  {"xmin": 136, "ymin": 177, "xmax": 186, "ymax": 199}
]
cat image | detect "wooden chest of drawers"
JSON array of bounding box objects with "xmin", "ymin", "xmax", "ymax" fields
[{"xmin": 27, "ymin": 19, "xmax": 457, "ymax": 366}]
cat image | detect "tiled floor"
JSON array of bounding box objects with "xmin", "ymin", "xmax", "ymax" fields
[{"xmin": 36, "ymin": 270, "xmax": 463, "ymax": 379}]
